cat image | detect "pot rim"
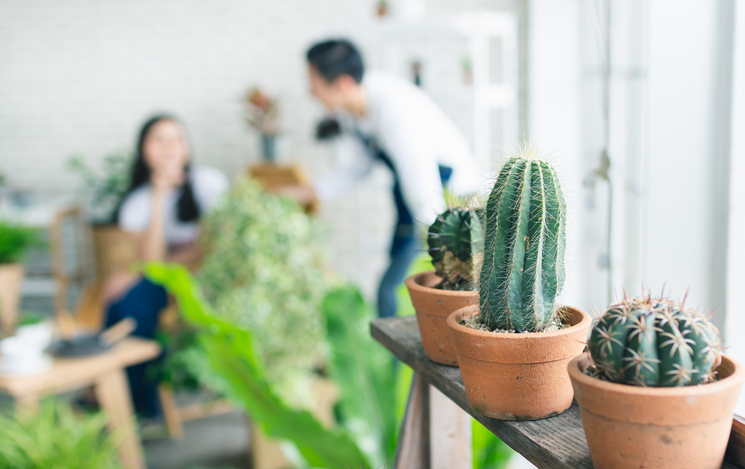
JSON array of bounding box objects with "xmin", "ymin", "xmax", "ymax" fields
[
  {"xmin": 569, "ymin": 352, "xmax": 745, "ymax": 397},
  {"xmin": 446, "ymin": 303, "xmax": 591, "ymax": 341},
  {"xmin": 405, "ymin": 270, "xmax": 479, "ymax": 299}
]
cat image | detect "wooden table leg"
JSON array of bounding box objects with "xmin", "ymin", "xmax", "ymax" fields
[
  {"xmin": 429, "ymin": 386, "xmax": 472, "ymax": 469},
  {"xmin": 395, "ymin": 373, "xmax": 430, "ymax": 469},
  {"xmin": 158, "ymin": 384, "xmax": 184, "ymax": 441},
  {"xmin": 94, "ymin": 369, "xmax": 145, "ymax": 469}
]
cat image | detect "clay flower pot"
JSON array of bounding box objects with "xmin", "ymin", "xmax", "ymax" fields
[
  {"xmin": 406, "ymin": 271, "xmax": 477, "ymax": 366},
  {"xmin": 569, "ymin": 352, "xmax": 744, "ymax": 469},
  {"xmin": 447, "ymin": 304, "xmax": 591, "ymax": 420}
]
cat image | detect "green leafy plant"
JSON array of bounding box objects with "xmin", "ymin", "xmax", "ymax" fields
[
  {"xmin": 67, "ymin": 151, "xmax": 132, "ymax": 224},
  {"xmin": 588, "ymin": 294, "xmax": 723, "ymax": 387},
  {"xmin": 196, "ymin": 177, "xmax": 329, "ymax": 405},
  {"xmin": 0, "ymin": 221, "xmax": 37, "ymax": 265},
  {"xmin": 427, "ymin": 197, "xmax": 484, "ymax": 291},
  {"xmin": 322, "ymin": 285, "xmax": 398, "ymax": 466},
  {"xmin": 479, "ymin": 147, "xmax": 567, "ymax": 332},
  {"xmin": 145, "ymin": 263, "xmax": 369, "ymax": 468},
  {"xmin": 0, "ymin": 399, "xmax": 126, "ymax": 469}
]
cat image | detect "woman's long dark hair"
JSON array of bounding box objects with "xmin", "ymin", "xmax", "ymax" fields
[{"xmin": 119, "ymin": 114, "xmax": 201, "ymax": 223}]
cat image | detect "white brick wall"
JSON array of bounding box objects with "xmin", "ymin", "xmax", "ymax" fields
[{"xmin": 0, "ymin": 0, "xmax": 526, "ymax": 299}]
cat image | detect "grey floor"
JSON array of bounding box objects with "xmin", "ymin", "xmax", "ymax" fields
[{"xmin": 143, "ymin": 411, "xmax": 251, "ymax": 469}]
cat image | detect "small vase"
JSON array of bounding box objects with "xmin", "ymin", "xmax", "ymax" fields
[{"xmin": 261, "ymin": 134, "xmax": 277, "ymax": 162}]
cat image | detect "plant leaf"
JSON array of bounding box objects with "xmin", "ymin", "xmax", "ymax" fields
[{"xmin": 145, "ymin": 262, "xmax": 369, "ymax": 468}]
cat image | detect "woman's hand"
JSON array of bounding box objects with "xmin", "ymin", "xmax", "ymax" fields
[{"xmin": 150, "ymin": 164, "xmax": 185, "ymax": 197}]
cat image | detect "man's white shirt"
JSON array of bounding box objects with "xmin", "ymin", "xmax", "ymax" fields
[{"xmin": 314, "ymin": 71, "xmax": 480, "ymax": 226}]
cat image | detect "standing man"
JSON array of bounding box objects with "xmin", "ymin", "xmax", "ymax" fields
[{"xmin": 305, "ymin": 39, "xmax": 480, "ymax": 318}]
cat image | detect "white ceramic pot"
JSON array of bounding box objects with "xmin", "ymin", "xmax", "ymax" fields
[
  {"xmin": 15, "ymin": 321, "xmax": 54, "ymax": 350},
  {"xmin": 0, "ymin": 322, "xmax": 54, "ymax": 376}
]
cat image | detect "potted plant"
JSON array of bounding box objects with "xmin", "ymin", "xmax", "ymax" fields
[
  {"xmin": 447, "ymin": 149, "xmax": 591, "ymax": 420},
  {"xmin": 406, "ymin": 198, "xmax": 483, "ymax": 365},
  {"xmin": 244, "ymin": 87, "xmax": 281, "ymax": 162},
  {"xmin": 0, "ymin": 221, "xmax": 36, "ymax": 336},
  {"xmin": 0, "ymin": 398, "xmax": 126, "ymax": 468},
  {"xmin": 568, "ymin": 295, "xmax": 744, "ymax": 469}
]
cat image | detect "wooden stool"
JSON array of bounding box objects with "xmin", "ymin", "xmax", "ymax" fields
[{"xmin": 0, "ymin": 338, "xmax": 160, "ymax": 469}]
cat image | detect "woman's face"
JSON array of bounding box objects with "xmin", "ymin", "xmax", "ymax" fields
[{"xmin": 142, "ymin": 119, "xmax": 189, "ymax": 174}]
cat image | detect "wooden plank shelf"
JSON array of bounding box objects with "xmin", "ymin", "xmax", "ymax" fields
[{"xmin": 371, "ymin": 316, "xmax": 744, "ymax": 469}]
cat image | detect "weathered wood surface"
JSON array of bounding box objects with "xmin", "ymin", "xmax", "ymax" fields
[
  {"xmin": 395, "ymin": 373, "xmax": 430, "ymax": 469},
  {"xmin": 372, "ymin": 316, "xmax": 743, "ymax": 469},
  {"xmin": 727, "ymin": 416, "xmax": 745, "ymax": 467}
]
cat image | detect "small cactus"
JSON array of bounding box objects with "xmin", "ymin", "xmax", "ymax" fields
[
  {"xmin": 589, "ymin": 295, "xmax": 723, "ymax": 387},
  {"xmin": 479, "ymin": 147, "xmax": 566, "ymax": 332},
  {"xmin": 427, "ymin": 200, "xmax": 484, "ymax": 291}
]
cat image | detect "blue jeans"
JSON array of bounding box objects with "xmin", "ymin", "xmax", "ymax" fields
[
  {"xmin": 106, "ymin": 277, "xmax": 168, "ymax": 418},
  {"xmin": 377, "ymin": 231, "xmax": 420, "ymax": 318}
]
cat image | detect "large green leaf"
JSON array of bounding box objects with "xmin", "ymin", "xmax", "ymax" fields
[
  {"xmin": 145, "ymin": 263, "xmax": 369, "ymax": 469},
  {"xmin": 322, "ymin": 285, "xmax": 398, "ymax": 466}
]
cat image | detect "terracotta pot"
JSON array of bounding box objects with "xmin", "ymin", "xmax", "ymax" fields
[
  {"xmin": 0, "ymin": 264, "xmax": 24, "ymax": 335},
  {"xmin": 406, "ymin": 271, "xmax": 478, "ymax": 366},
  {"xmin": 569, "ymin": 352, "xmax": 744, "ymax": 469},
  {"xmin": 447, "ymin": 304, "xmax": 591, "ymax": 420}
]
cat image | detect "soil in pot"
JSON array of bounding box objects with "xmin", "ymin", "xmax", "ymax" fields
[
  {"xmin": 569, "ymin": 352, "xmax": 744, "ymax": 469},
  {"xmin": 406, "ymin": 271, "xmax": 478, "ymax": 366},
  {"xmin": 447, "ymin": 304, "xmax": 591, "ymax": 420}
]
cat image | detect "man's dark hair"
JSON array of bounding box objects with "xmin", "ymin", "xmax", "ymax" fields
[{"xmin": 306, "ymin": 39, "xmax": 364, "ymax": 84}]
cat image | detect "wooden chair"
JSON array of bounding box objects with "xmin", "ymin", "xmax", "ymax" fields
[
  {"xmin": 49, "ymin": 209, "xmax": 136, "ymax": 330},
  {"xmin": 49, "ymin": 208, "xmax": 232, "ymax": 440},
  {"xmin": 49, "ymin": 206, "xmax": 96, "ymax": 328}
]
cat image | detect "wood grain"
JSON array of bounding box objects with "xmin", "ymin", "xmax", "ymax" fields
[
  {"xmin": 430, "ymin": 385, "xmax": 471, "ymax": 469},
  {"xmin": 95, "ymin": 369, "xmax": 145, "ymax": 469},
  {"xmin": 395, "ymin": 373, "xmax": 430, "ymax": 469},
  {"xmin": 0, "ymin": 337, "xmax": 160, "ymax": 396},
  {"xmin": 372, "ymin": 316, "xmax": 744, "ymax": 469},
  {"xmin": 727, "ymin": 416, "xmax": 745, "ymax": 467}
]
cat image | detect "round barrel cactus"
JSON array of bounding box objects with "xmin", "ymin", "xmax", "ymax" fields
[
  {"xmin": 479, "ymin": 152, "xmax": 566, "ymax": 332},
  {"xmin": 589, "ymin": 296, "xmax": 723, "ymax": 387},
  {"xmin": 427, "ymin": 204, "xmax": 484, "ymax": 291}
]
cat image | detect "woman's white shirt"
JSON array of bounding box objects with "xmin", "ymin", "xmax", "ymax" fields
[{"xmin": 118, "ymin": 166, "xmax": 229, "ymax": 245}]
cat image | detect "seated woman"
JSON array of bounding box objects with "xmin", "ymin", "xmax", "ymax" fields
[{"xmin": 106, "ymin": 114, "xmax": 229, "ymax": 418}]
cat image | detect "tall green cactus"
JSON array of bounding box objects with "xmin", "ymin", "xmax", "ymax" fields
[
  {"xmin": 479, "ymin": 152, "xmax": 566, "ymax": 332},
  {"xmin": 427, "ymin": 203, "xmax": 484, "ymax": 291},
  {"xmin": 589, "ymin": 296, "xmax": 722, "ymax": 387}
]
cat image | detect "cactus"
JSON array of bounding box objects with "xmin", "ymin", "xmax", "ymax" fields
[
  {"xmin": 427, "ymin": 202, "xmax": 484, "ymax": 291},
  {"xmin": 479, "ymin": 149, "xmax": 566, "ymax": 332},
  {"xmin": 589, "ymin": 295, "xmax": 723, "ymax": 387}
]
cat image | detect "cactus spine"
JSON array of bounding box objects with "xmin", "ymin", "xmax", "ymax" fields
[
  {"xmin": 589, "ymin": 296, "xmax": 722, "ymax": 387},
  {"xmin": 479, "ymin": 151, "xmax": 566, "ymax": 332},
  {"xmin": 427, "ymin": 203, "xmax": 484, "ymax": 291}
]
